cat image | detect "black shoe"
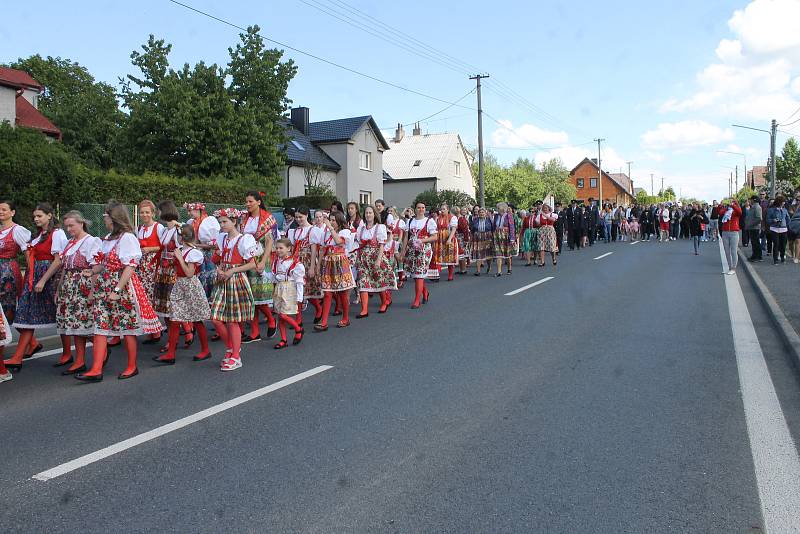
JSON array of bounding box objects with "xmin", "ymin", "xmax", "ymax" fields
[
  {"xmin": 53, "ymin": 357, "xmax": 74, "ymax": 368},
  {"xmin": 266, "ymin": 326, "xmax": 277, "ymax": 339},
  {"xmin": 242, "ymin": 334, "xmax": 261, "ymax": 344},
  {"xmin": 193, "ymin": 352, "xmax": 212, "ymax": 361},
  {"xmin": 313, "ymin": 316, "xmax": 322, "ymax": 325},
  {"xmin": 118, "ymin": 368, "xmax": 139, "ymax": 380},
  {"xmin": 62, "ymin": 365, "xmax": 86, "ymax": 376},
  {"xmin": 356, "ymin": 313, "xmax": 368, "ymax": 319},
  {"xmin": 5, "ymin": 363, "xmax": 22, "ymax": 372},
  {"xmin": 292, "ymin": 329, "xmax": 304, "ymax": 346},
  {"xmin": 75, "ymin": 373, "xmax": 103, "ymax": 382},
  {"xmin": 152, "ymin": 356, "xmax": 175, "ymax": 365},
  {"xmin": 23, "ymin": 343, "xmax": 43, "ymax": 360}
]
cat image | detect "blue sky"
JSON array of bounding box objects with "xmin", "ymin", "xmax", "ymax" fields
[{"xmin": 3, "ymin": 0, "xmax": 799, "ymax": 201}]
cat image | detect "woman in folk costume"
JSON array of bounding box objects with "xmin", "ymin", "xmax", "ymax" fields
[
  {"xmin": 136, "ymin": 200, "xmax": 165, "ymax": 345},
  {"xmin": 521, "ymin": 205, "xmax": 541, "ymax": 267},
  {"xmin": 455, "ymin": 207, "xmax": 471, "ymax": 275},
  {"xmin": 433, "ymin": 204, "xmax": 459, "ymax": 282},
  {"xmin": 0, "ymin": 200, "xmax": 33, "ymax": 364},
  {"xmin": 538, "ymin": 203, "xmax": 559, "ymax": 266},
  {"xmin": 210, "ymin": 208, "xmax": 257, "ymax": 372},
  {"xmin": 355, "ymin": 205, "xmax": 395, "ymax": 318},
  {"xmin": 401, "ymin": 201, "xmax": 438, "ymax": 309},
  {"xmin": 492, "ymin": 202, "xmax": 516, "ymax": 276},
  {"xmin": 241, "ymin": 191, "xmax": 279, "ymax": 342},
  {"xmin": 0, "ymin": 303, "xmax": 12, "ymax": 383},
  {"xmin": 54, "ymin": 211, "xmax": 101, "ymax": 376},
  {"xmin": 288, "ymin": 206, "xmax": 324, "ymax": 325},
  {"xmin": 469, "ymin": 206, "xmax": 494, "ymax": 276},
  {"xmin": 154, "ymin": 224, "xmax": 212, "ymax": 365},
  {"xmin": 313, "ymin": 211, "xmax": 356, "ymax": 331},
  {"xmin": 265, "ymin": 238, "xmax": 305, "ymax": 349},
  {"xmin": 346, "ymin": 202, "xmax": 363, "ymax": 305},
  {"xmin": 76, "ymin": 202, "xmax": 162, "ymax": 382},
  {"xmin": 5, "ymin": 203, "xmax": 68, "ymax": 371},
  {"xmin": 386, "ymin": 206, "xmax": 407, "ymax": 289},
  {"xmin": 185, "ymin": 201, "xmax": 220, "ymax": 300}
]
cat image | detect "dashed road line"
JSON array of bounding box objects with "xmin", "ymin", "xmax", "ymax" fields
[
  {"xmin": 504, "ymin": 277, "xmax": 554, "ymax": 296},
  {"xmin": 593, "ymin": 252, "xmax": 613, "ymax": 260}
]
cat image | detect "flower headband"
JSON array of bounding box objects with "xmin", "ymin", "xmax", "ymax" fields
[
  {"xmin": 184, "ymin": 202, "xmax": 206, "ymax": 211},
  {"xmin": 213, "ymin": 207, "xmax": 245, "ymax": 219}
]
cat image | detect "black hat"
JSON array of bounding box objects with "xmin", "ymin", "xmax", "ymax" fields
[{"xmin": 570, "ymin": 199, "xmax": 577, "ymax": 204}]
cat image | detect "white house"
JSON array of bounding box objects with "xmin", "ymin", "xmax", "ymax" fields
[
  {"xmin": 0, "ymin": 67, "xmax": 61, "ymax": 140},
  {"xmin": 382, "ymin": 123, "xmax": 474, "ymax": 209}
]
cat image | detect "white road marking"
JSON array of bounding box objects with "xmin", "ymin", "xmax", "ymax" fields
[
  {"xmin": 32, "ymin": 365, "xmax": 334, "ymax": 481},
  {"xmin": 27, "ymin": 343, "xmax": 94, "ymax": 361},
  {"xmin": 504, "ymin": 277, "xmax": 554, "ymax": 296},
  {"xmin": 630, "ymin": 240, "xmax": 640, "ymax": 245},
  {"xmin": 718, "ymin": 240, "xmax": 800, "ymax": 532},
  {"xmin": 593, "ymin": 252, "xmax": 613, "ymax": 260}
]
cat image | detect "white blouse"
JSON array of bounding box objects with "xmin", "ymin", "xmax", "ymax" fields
[
  {"xmin": 313, "ymin": 228, "xmax": 354, "ymax": 251},
  {"xmin": 408, "ymin": 217, "xmax": 438, "ymax": 236},
  {"xmin": 31, "ymin": 228, "xmax": 68, "ymax": 254},
  {"xmin": 137, "ymin": 222, "xmax": 165, "ymax": 241},
  {"xmin": 288, "ymin": 225, "xmax": 322, "ymax": 247},
  {"xmin": 0, "ymin": 224, "xmax": 32, "ymax": 248},
  {"xmin": 101, "ymin": 233, "xmax": 142, "ymax": 266},
  {"xmin": 266, "ymin": 257, "xmax": 306, "ymax": 302},
  {"xmin": 446, "ymin": 215, "xmax": 458, "ymax": 229},
  {"xmin": 159, "ymin": 225, "xmax": 180, "ymax": 246},
  {"xmin": 178, "ymin": 246, "xmax": 204, "ymax": 265},
  {"xmin": 216, "ymin": 233, "xmax": 259, "ymax": 262},
  {"xmin": 357, "ymin": 224, "xmax": 387, "ymax": 244},
  {"xmin": 187, "ymin": 217, "xmax": 220, "ymax": 244},
  {"xmin": 61, "ymin": 235, "xmax": 101, "ymax": 264}
]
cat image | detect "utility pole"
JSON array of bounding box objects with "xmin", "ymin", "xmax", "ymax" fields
[
  {"xmin": 470, "ymin": 74, "xmax": 489, "ymax": 207},
  {"xmin": 594, "ymin": 138, "xmax": 605, "ymax": 206},
  {"xmin": 661, "ymin": 176, "xmax": 664, "ymax": 196},
  {"xmin": 735, "ymin": 165, "xmax": 738, "ymax": 194},
  {"xmin": 770, "ymin": 118, "xmax": 777, "ymax": 198},
  {"xmin": 650, "ymin": 173, "xmax": 654, "ymax": 196}
]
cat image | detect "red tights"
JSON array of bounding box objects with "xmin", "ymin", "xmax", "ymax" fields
[
  {"xmin": 85, "ymin": 334, "xmax": 137, "ymax": 377},
  {"xmin": 321, "ymin": 291, "xmax": 349, "ymax": 327},
  {"xmin": 3, "ymin": 328, "xmax": 41, "ymax": 365},
  {"xmin": 212, "ymin": 320, "xmax": 242, "ymax": 358},
  {"xmin": 248, "ymin": 304, "xmax": 276, "ymax": 337},
  {"xmin": 160, "ymin": 321, "xmax": 210, "ymax": 361},
  {"xmin": 277, "ymin": 313, "xmax": 301, "ymax": 342},
  {"xmin": 412, "ymin": 279, "xmax": 429, "ymax": 307}
]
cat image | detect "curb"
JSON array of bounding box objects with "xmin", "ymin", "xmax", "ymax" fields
[{"xmin": 737, "ymin": 248, "xmax": 800, "ymax": 370}]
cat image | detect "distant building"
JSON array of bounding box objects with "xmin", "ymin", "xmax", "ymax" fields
[
  {"xmin": 747, "ymin": 165, "xmax": 768, "ymax": 188},
  {"xmin": 0, "ymin": 67, "xmax": 61, "ymax": 140},
  {"xmin": 382, "ymin": 123, "xmax": 475, "ymax": 209},
  {"xmin": 633, "ymin": 187, "xmax": 647, "ymax": 197},
  {"xmin": 568, "ymin": 157, "xmax": 635, "ymax": 205},
  {"xmin": 283, "ymin": 107, "xmax": 389, "ymax": 204}
]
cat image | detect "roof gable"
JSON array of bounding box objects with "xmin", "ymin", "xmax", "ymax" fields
[
  {"xmin": 0, "ymin": 67, "xmax": 43, "ymax": 91},
  {"xmin": 383, "ymin": 132, "xmax": 471, "ymax": 181},
  {"xmin": 15, "ymin": 95, "xmax": 61, "ymax": 138},
  {"xmin": 309, "ymin": 115, "xmax": 389, "ymax": 149},
  {"xmin": 570, "ymin": 157, "xmax": 632, "ymax": 195},
  {"xmin": 281, "ymin": 121, "xmax": 341, "ymax": 171}
]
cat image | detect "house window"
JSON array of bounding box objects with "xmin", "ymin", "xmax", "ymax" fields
[
  {"xmin": 359, "ymin": 150, "xmax": 372, "ymax": 171},
  {"xmin": 359, "ymin": 191, "xmax": 372, "ymax": 205},
  {"xmin": 590, "ymin": 178, "xmax": 597, "ymax": 188},
  {"xmin": 290, "ymin": 140, "xmax": 305, "ymax": 151},
  {"xmin": 413, "ymin": 159, "xmax": 422, "ymax": 167},
  {"xmin": 454, "ymin": 161, "xmax": 461, "ymax": 177},
  {"xmin": 577, "ymin": 178, "xmax": 585, "ymax": 188}
]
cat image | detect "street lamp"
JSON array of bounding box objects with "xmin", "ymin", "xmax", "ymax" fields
[{"xmin": 717, "ymin": 150, "xmax": 747, "ymax": 189}]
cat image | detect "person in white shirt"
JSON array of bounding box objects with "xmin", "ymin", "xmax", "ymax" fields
[
  {"xmin": 355, "ymin": 206, "xmax": 395, "ymax": 318},
  {"xmin": 313, "ymin": 211, "xmax": 356, "ymax": 331},
  {"xmin": 0, "ymin": 200, "xmax": 33, "ymax": 367},
  {"xmin": 401, "ymin": 201, "xmax": 438, "ymax": 309},
  {"xmin": 185, "ymin": 201, "xmax": 220, "ymax": 300},
  {"xmin": 265, "ymin": 238, "xmax": 305, "ymax": 349}
]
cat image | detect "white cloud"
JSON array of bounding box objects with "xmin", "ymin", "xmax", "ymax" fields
[
  {"xmin": 643, "ymin": 151, "xmax": 665, "ymax": 162},
  {"xmin": 490, "ymin": 119, "xmax": 568, "ymax": 148},
  {"xmin": 660, "ymin": 0, "xmax": 800, "ymax": 120},
  {"xmin": 533, "ymin": 144, "xmax": 627, "ymax": 172},
  {"xmin": 641, "ymin": 121, "xmax": 734, "ymax": 150}
]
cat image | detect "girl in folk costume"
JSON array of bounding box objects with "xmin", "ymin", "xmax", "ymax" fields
[
  {"xmin": 265, "ymin": 239, "xmax": 305, "ymax": 349},
  {"xmin": 521, "ymin": 205, "xmax": 541, "ymax": 267},
  {"xmin": 54, "ymin": 211, "xmax": 101, "ymax": 376},
  {"xmin": 312, "ymin": 209, "xmax": 341, "ymax": 317},
  {"xmin": 355, "ymin": 206, "xmax": 395, "ymax": 318},
  {"xmin": 154, "ymin": 224, "xmax": 212, "ymax": 365},
  {"xmin": 401, "ymin": 201, "xmax": 438, "ymax": 309},
  {"xmin": 0, "ymin": 303, "xmax": 12, "ymax": 383},
  {"xmin": 313, "ymin": 211, "xmax": 356, "ymax": 331},
  {"xmin": 210, "ymin": 208, "xmax": 257, "ymax": 372},
  {"xmin": 537, "ymin": 203, "xmax": 559, "ymax": 266},
  {"xmin": 433, "ymin": 204, "xmax": 459, "ymax": 282},
  {"xmin": 76, "ymin": 202, "xmax": 162, "ymax": 382},
  {"xmin": 136, "ymin": 200, "xmax": 165, "ymax": 344},
  {"xmin": 5, "ymin": 203, "xmax": 68, "ymax": 371},
  {"xmin": 0, "ymin": 200, "xmax": 33, "ymax": 363},
  {"xmin": 346, "ymin": 202, "xmax": 363, "ymax": 305},
  {"xmin": 241, "ymin": 191, "xmax": 279, "ymax": 342},
  {"xmin": 492, "ymin": 202, "xmax": 516, "ymax": 276},
  {"xmin": 185, "ymin": 202, "xmax": 220, "ymax": 300},
  {"xmin": 289, "ymin": 207, "xmax": 324, "ymax": 325},
  {"xmin": 387, "ymin": 206, "xmax": 407, "ymax": 289},
  {"xmin": 456, "ymin": 207, "xmax": 471, "ymax": 275},
  {"xmin": 470, "ymin": 207, "xmax": 494, "ymax": 276}
]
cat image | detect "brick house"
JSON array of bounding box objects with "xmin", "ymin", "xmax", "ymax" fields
[
  {"xmin": 747, "ymin": 165, "xmax": 768, "ymax": 188},
  {"xmin": 569, "ymin": 157, "xmax": 634, "ymax": 206},
  {"xmin": 0, "ymin": 67, "xmax": 61, "ymax": 140}
]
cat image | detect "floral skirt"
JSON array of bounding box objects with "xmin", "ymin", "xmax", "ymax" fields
[
  {"xmin": 13, "ymin": 260, "xmax": 59, "ymax": 329},
  {"xmin": 210, "ymin": 270, "xmax": 255, "ymax": 323},
  {"xmin": 56, "ymin": 269, "xmax": 95, "ymax": 335},
  {"xmin": 456, "ymin": 233, "xmax": 470, "ymax": 260},
  {"xmin": 248, "ymin": 256, "xmax": 273, "ymax": 305},
  {"xmin": 404, "ymin": 243, "xmax": 433, "ymax": 279},
  {"xmin": 152, "ymin": 262, "xmax": 176, "ymax": 317},
  {"xmin": 539, "ymin": 225, "xmax": 558, "ymax": 253},
  {"xmin": 434, "ymin": 230, "xmax": 459, "ymax": 266},
  {"xmin": 0, "ymin": 258, "xmax": 22, "ymax": 316},
  {"xmin": 136, "ymin": 251, "xmax": 159, "ymax": 305},
  {"xmin": 492, "ymin": 228, "xmax": 514, "ymax": 259},
  {"xmin": 320, "ymin": 253, "xmax": 355, "ymax": 292},
  {"xmin": 93, "ymin": 270, "xmax": 163, "ymax": 336},
  {"xmin": 356, "ymin": 243, "xmax": 396, "ymax": 292},
  {"xmin": 298, "ymin": 247, "xmax": 322, "ymax": 299},
  {"xmin": 521, "ymin": 228, "xmax": 540, "ymax": 253},
  {"xmin": 0, "ymin": 304, "xmax": 10, "ymax": 346},
  {"xmin": 170, "ymin": 277, "xmax": 211, "ymax": 323},
  {"xmin": 470, "ymin": 231, "xmax": 493, "ymax": 261},
  {"xmin": 272, "ymin": 280, "xmax": 298, "ymax": 316},
  {"xmin": 198, "ymin": 250, "xmax": 217, "ymax": 300}
]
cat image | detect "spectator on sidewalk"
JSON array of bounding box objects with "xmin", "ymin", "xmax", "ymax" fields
[
  {"xmin": 745, "ymin": 195, "xmax": 763, "ymax": 262},
  {"xmin": 718, "ymin": 199, "xmax": 742, "ymax": 275},
  {"xmin": 740, "ymin": 200, "xmax": 750, "ymax": 247},
  {"xmin": 708, "ymin": 200, "xmax": 719, "ymax": 241},
  {"xmin": 789, "ymin": 204, "xmax": 800, "ymax": 263},
  {"xmin": 689, "ymin": 203, "xmax": 709, "ymax": 255},
  {"xmin": 767, "ymin": 196, "xmax": 789, "ymax": 264},
  {"xmin": 760, "ymin": 192, "xmax": 772, "ymax": 256}
]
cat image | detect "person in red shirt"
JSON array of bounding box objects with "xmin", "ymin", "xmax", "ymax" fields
[{"xmin": 717, "ymin": 199, "xmax": 742, "ymax": 275}]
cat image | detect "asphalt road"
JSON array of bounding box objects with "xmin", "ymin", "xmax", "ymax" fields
[{"xmin": 2, "ymin": 237, "xmax": 798, "ymax": 533}]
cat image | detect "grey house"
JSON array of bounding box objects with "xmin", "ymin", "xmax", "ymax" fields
[{"xmin": 283, "ymin": 107, "xmax": 390, "ymax": 205}]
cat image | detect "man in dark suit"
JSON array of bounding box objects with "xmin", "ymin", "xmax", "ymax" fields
[
  {"xmin": 585, "ymin": 198, "xmax": 599, "ymax": 246},
  {"xmin": 564, "ymin": 199, "xmax": 582, "ymax": 250}
]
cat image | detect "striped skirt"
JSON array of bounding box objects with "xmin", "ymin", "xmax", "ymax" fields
[
  {"xmin": 210, "ymin": 269, "xmax": 255, "ymax": 323},
  {"xmin": 470, "ymin": 230, "xmax": 493, "ymax": 261},
  {"xmin": 539, "ymin": 225, "xmax": 558, "ymax": 253},
  {"xmin": 521, "ymin": 228, "xmax": 540, "ymax": 253},
  {"xmin": 320, "ymin": 252, "xmax": 355, "ymax": 292},
  {"xmin": 492, "ymin": 228, "xmax": 514, "ymax": 259}
]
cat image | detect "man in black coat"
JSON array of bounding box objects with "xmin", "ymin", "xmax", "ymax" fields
[
  {"xmin": 585, "ymin": 198, "xmax": 599, "ymax": 246},
  {"xmin": 564, "ymin": 199, "xmax": 583, "ymax": 250}
]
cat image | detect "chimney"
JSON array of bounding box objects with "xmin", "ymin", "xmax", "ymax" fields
[
  {"xmin": 412, "ymin": 122, "xmax": 421, "ymax": 136},
  {"xmin": 394, "ymin": 123, "xmax": 405, "ymax": 143},
  {"xmin": 590, "ymin": 157, "xmax": 598, "ymax": 166},
  {"xmin": 290, "ymin": 107, "xmax": 309, "ymax": 135}
]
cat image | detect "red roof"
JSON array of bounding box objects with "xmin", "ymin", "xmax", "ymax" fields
[
  {"xmin": 0, "ymin": 67, "xmax": 43, "ymax": 91},
  {"xmin": 15, "ymin": 94, "xmax": 61, "ymax": 139}
]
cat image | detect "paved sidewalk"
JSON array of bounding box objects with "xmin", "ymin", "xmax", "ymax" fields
[{"xmin": 740, "ymin": 244, "xmax": 800, "ymax": 334}]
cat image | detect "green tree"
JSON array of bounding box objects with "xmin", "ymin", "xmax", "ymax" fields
[
  {"xmin": 777, "ymin": 138, "xmax": 800, "ymax": 188},
  {"xmin": 413, "ymin": 188, "xmax": 476, "ymax": 210},
  {"xmin": 9, "ymin": 54, "xmax": 122, "ymax": 169},
  {"xmin": 474, "ymin": 153, "xmax": 575, "ymax": 208}
]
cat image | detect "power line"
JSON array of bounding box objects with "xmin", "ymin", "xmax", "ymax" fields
[
  {"xmin": 780, "ymin": 115, "xmax": 800, "ymax": 128},
  {"xmin": 377, "ymin": 112, "xmax": 474, "ymax": 131},
  {"xmin": 781, "ymin": 104, "xmax": 800, "ymax": 125},
  {"xmin": 167, "ymin": 0, "xmax": 476, "ymax": 110}
]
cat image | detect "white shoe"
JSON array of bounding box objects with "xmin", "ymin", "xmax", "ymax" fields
[
  {"xmin": 727, "ymin": 270, "xmax": 736, "ymax": 275},
  {"xmin": 794, "ymin": 258, "xmax": 799, "ymax": 264},
  {"xmin": 0, "ymin": 372, "xmax": 12, "ymax": 383},
  {"xmin": 220, "ymin": 356, "xmax": 242, "ymax": 372}
]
